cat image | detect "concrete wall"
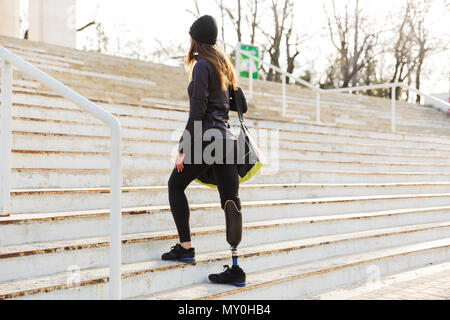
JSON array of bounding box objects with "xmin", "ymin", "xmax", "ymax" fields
[
  {"xmin": 0, "ymin": 0, "xmax": 20, "ymax": 38},
  {"xmin": 28, "ymin": 0, "xmax": 76, "ymax": 48}
]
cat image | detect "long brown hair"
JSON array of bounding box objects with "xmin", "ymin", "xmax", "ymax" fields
[{"xmin": 186, "ymin": 38, "xmax": 238, "ymax": 91}]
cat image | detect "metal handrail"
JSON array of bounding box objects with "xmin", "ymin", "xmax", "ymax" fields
[
  {"xmin": 0, "ymin": 45, "xmax": 123, "ymax": 300},
  {"xmin": 230, "ymin": 43, "xmax": 450, "ymax": 132}
]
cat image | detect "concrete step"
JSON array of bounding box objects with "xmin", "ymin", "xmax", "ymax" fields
[
  {"xmin": 11, "ymin": 167, "xmax": 450, "ymax": 189},
  {"xmin": 14, "ymin": 129, "xmax": 450, "ymax": 163},
  {"xmin": 7, "ymin": 74, "xmax": 446, "ymax": 136},
  {"xmin": 11, "ymin": 103, "xmax": 185, "ymax": 131},
  {"xmin": 3, "ymin": 41, "xmax": 181, "ymax": 76},
  {"xmin": 10, "ymin": 182, "xmax": 450, "ymax": 214},
  {"xmin": 10, "ymin": 91, "xmax": 450, "ymax": 146},
  {"xmin": 12, "ymin": 56, "xmax": 158, "ymax": 87},
  {"xmin": 0, "ymin": 42, "xmax": 441, "ymax": 116},
  {"xmin": 4, "ymin": 38, "xmax": 448, "ymax": 119},
  {"xmin": 252, "ymin": 88, "xmax": 447, "ymax": 117},
  {"xmin": 10, "ymin": 96, "xmax": 450, "ymax": 148},
  {"xmin": 9, "ymin": 70, "xmax": 425, "ymax": 117},
  {"xmin": 17, "ymin": 87, "xmax": 446, "ymax": 136},
  {"xmin": 12, "ymin": 71, "xmax": 188, "ymax": 104},
  {"xmin": 139, "ymin": 238, "xmax": 450, "ymax": 300},
  {"xmin": 1, "ymin": 206, "xmax": 449, "ymax": 282},
  {"xmin": 9, "ymin": 48, "xmax": 182, "ymax": 82},
  {"xmin": 11, "ymin": 131, "xmax": 450, "ymax": 165},
  {"xmin": 10, "ymin": 119, "xmax": 450, "ymax": 159},
  {"xmin": 1, "ymin": 223, "xmax": 449, "ymax": 299},
  {"xmin": 278, "ymin": 99, "xmax": 450, "ymax": 127},
  {"xmin": 256, "ymin": 118, "xmax": 450, "ymax": 146},
  {"xmin": 9, "ymin": 113, "xmax": 450, "ymax": 151},
  {"xmin": 267, "ymin": 106, "xmax": 450, "ymax": 134},
  {"xmin": 11, "ymin": 143, "xmax": 450, "ymax": 172},
  {"xmin": 281, "ymin": 139, "xmax": 450, "ymax": 156},
  {"xmin": 12, "ymin": 88, "xmax": 446, "ymax": 129},
  {"xmin": 5, "ymin": 46, "xmax": 86, "ymax": 66},
  {"xmin": 10, "ymin": 149, "xmax": 450, "ymax": 173},
  {"xmin": 10, "ymin": 116, "xmax": 450, "ymax": 158},
  {"xmin": 11, "ymin": 116, "xmax": 184, "ymax": 143},
  {"xmin": 2, "ymin": 194, "xmax": 450, "ymax": 246},
  {"xmin": 12, "ymin": 94, "xmax": 187, "ymax": 120},
  {"xmin": 10, "ymin": 73, "xmax": 450, "ymax": 133}
]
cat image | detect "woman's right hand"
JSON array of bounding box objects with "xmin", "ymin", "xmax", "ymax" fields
[{"xmin": 174, "ymin": 152, "xmax": 185, "ymax": 173}]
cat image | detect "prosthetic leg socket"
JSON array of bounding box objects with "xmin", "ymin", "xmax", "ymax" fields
[{"xmin": 224, "ymin": 199, "xmax": 242, "ymax": 266}]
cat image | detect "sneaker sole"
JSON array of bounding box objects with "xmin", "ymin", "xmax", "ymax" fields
[
  {"xmin": 231, "ymin": 282, "xmax": 246, "ymax": 287},
  {"xmin": 180, "ymin": 257, "xmax": 196, "ymax": 262},
  {"xmin": 209, "ymin": 280, "xmax": 247, "ymax": 287},
  {"xmin": 161, "ymin": 257, "xmax": 196, "ymax": 262}
]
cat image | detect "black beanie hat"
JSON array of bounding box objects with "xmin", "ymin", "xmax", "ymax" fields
[{"xmin": 189, "ymin": 15, "xmax": 218, "ymax": 45}]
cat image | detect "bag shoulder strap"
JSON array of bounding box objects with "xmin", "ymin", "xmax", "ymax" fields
[{"xmin": 233, "ymin": 87, "xmax": 245, "ymax": 124}]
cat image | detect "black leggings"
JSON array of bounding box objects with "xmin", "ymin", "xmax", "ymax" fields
[{"xmin": 168, "ymin": 139, "xmax": 241, "ymax": 243}]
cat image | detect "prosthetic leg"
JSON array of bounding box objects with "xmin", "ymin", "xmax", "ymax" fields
[
  {"xmin": 224, "ymin": 199, "xmax": 242, "ymax": 266},
  {"xmin": 208, "ymin": 199, "xmax": 246, "ymax": 287}
]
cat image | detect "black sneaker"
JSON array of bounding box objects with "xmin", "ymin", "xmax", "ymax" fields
[
  {"xmin": 208, "ymin": 265, "xmax": 246, "ymax": 287},
  {"xmin": 161, "ymin": 244, "xmax": 195, "ymax": 262}
]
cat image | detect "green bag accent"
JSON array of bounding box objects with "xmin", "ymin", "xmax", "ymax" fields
[{"xmin": 238, "ymin": 160, "xmax": 263, "ymax": 184}]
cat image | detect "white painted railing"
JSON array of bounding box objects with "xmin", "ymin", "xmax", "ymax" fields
[
  {"xmin": 232, "ymin": 44, "xmax": 450, "ymax": 133},
  {"xmin": 0, "ymin": 45, "xmax": 123, "ymax": 300},
  {"xmin": 322, "ymin": 82, "xmax": 450, "ymax": 133}
]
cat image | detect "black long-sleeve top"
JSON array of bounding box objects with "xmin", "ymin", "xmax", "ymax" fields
[{"xmin": 178, "ymin": 56, "xmax": 237, "ymax": 153}]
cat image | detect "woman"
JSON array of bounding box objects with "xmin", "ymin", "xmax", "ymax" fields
[{"xmin": 161, "ymin": 15, "xmax": 246, "ymax": 287}]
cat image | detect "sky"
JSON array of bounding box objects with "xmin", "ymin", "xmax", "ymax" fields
[{"xmin": 20, "ymin": 0, "xmax": 450, "ymax": 93}]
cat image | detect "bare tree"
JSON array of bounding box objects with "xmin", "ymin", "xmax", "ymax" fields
[
  {"xmin": 149, "ymin": 38, "xmax": 187, "ymax": 65},
  {"xmin": 77, "ymin": 21, "xmax": 96, "ymax": 32},
  {"xmin": 389, "ymin": 0, "xmax": 418, "ymax": 99},
  {"xmin": 320, "ymin": 56, "xmax": 341, "ymax": 89},
  {"xmin": 77, "ymin": 3, "xmax": 100, "ymax": 33},
  {"xmin": 216, "ymin": 0, "xmax": 226, "ymax": 49},
  {"xmin": 325, "ymin": 0, "xmax": 378, "ymax": 88},
  {"xmin": 350, "ymin": 0, "xmax": 360, "ymax": 86},
  {"xmin": 216, "ymin": 0, "xmax": 243, "ymax": 42},
  {"xmin": 81, "ymin": 22, "xmax": 109, "ymax": 53},
  {"xmin": 186, "ymin": 0, "xmax": 202, "ymax": 18},
  {"xmin": 361, "ymin": 43, "xmax": 381, "ymax": 95},
  {"xmin": 409, "ymin": 0, "xmax": 433, "ymax": 103},
  {"xmin": 246, "ymin": 0, "xmax": 263, "ymax": 44},
  {"xmin": 259, "ymin": 0, "xmax": 292, "ymax": 82},
  {"xmin": 285, "ymin": 5, "xmax": 311, "ymax": 84},
  {"xmin": 285, "ymin": 10, "xmax": 300, "ymax": 80}
]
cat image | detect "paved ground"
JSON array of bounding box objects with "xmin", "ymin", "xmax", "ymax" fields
[{"xmin": 309, "ymin": 262, "xmax": 450, "ymax": 300}]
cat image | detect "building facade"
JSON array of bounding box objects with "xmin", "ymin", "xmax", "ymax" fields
[{"xmin": 0, "ymin": 0, "xmax": 76, "ymax": 48}]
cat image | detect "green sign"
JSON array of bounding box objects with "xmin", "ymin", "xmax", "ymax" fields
[{"xmin": 239, "ymin": 43, "xmax": 258, "ymax": 79}]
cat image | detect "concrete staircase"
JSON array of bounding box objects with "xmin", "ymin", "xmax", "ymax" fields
[{"xmin": 0, "ymin": 36, "xmax": 449, "ymax": 300}]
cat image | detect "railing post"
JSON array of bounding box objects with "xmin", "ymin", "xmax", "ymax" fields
[
  {"xmin": 0, "ymin": 59, "xmax": 12, "ymax": 217},
  {"xmin": 391, "ymin": 84, "xmax": 396, "ymax": 133},
  {"xmin": 248, "ymin": 55, "xmax": 253, "ymax": 98},
  {"xmin": 109, "ymin": 120, "xmax": 122, "ymax": 300},
  {"xmin": 281, "ymin": 74, "xmax": 287, "ymax": 117},
  {"xmin": 316, "ymin": 91, "xmax": 321, "ymax": 123},
  {"xmin": 235, "ymin": 42, "xmax": 240, "ymax": 78}
]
